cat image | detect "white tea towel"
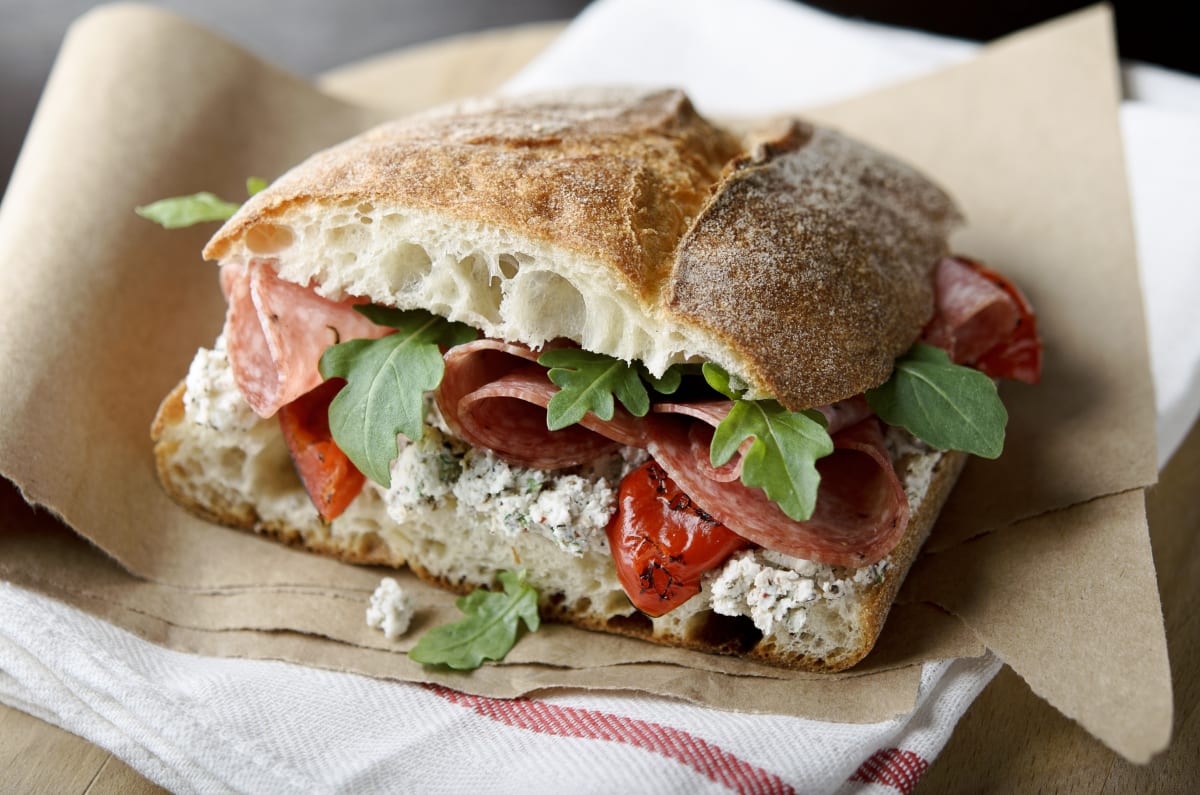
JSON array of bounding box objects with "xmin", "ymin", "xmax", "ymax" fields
[{"xmin": 0, "ymin": 583, "xmax": 1001, "ymax": 794}]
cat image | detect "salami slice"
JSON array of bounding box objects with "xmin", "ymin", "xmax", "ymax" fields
[
  {"xmin": 646, "ymin": 416, "xmax": 909, "ymax": 567},
  {"xmin": 650, "ymin": 400, "xmax": 742, "ymax": 481},
  {"xmin": 957, "ymin": 258, "xmax": 1042, "ymax": 384},
  {"xmin": 817, "ymin": 395, "xmax": 876, "ymax": 435},
  {"xmin": 651, "ymin": 399, "xmax": 732, "ymax": 426},
  {"xmin": 923, "ymin": 256, "xmax": 1041, "ymax": 383},
  {"xmin": 457, "ymin": 366, "xmax": 622, "ymax": 468},
  {"xmin": 223, "ymin": 261, "xmax": 388, "ymax": 417},
  {"xmin": 923, "ymin": 256, "xmax": 1019, "ymax": 365},
  {"xmin": 437, "ymin": 339, "xmax": 646, "ymax": 469}
]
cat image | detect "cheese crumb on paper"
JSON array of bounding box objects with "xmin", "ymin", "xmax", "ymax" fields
[{"xmin": 366, "ymin": 577, "xmax": 415, "ymax": 639}]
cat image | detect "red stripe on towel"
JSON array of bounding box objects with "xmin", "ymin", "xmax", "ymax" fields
[
  {"xmin": 849, "ymin": 747, "xmax": 930, "ymax": 794},
  {"xmin": 424, "ymin": 684, "xmax": 793, "ymax": 794}
]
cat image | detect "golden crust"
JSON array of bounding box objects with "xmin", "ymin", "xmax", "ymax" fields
[
  {"xmin": 671, "ymin": 122, "xmax": 961, "ymax": 410},
  {"xmin": 204, "ymin": 88, "xmax": 741, "ymax": 303}
]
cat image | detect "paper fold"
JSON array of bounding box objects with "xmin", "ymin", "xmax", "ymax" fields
[
  {"xmin": 0, "ymin": 2, "xmax": 1171, "ymax": 761},
  {"xmin": 905, "ymin": 490, "xmax": 1172, "ymax": 763}
]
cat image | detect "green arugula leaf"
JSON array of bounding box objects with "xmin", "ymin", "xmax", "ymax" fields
[
  {"xmin": 319, "ymin": 307, "xmax": 477, "ymax": 485},
  {"xmin": 711, "ymin": 401, "xmax": 833, "ymax": 522},
  {"xmin": 639, "ymin": 363, "xmax": 684, "ymax": 395},
  {"xmin": 866, "ymin": 342, "xmax": 1008, "ymax": 458},
  {"xmin": 702, "ymin": 362, "xmax": 745, "ymax": 400},
  {"xmin": 136, "ymin": 177, "xmax": 269, "ymax": 228},
  {"xmin": 408, "ymin": 570, "xmax": 541, "ymax": 670},
  {"xmin": 538, "ymin": 349, "xmax": 651, "ymax": 430},
  {"xmin": 134, "ymin": 192, "xmax": 241, "ymax": 228}
]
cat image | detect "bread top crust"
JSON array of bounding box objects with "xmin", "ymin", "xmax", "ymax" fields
[
  {"xmin": 671, "ymin": 122, "xmax": 961, "ymax": 408},
  {"xmin": 204, "ymin": 88, "xmax": 741, "ymax": 302},
  {"xmin": 204, "ymin": 88, "xmax": 961, "ymax": 409}
]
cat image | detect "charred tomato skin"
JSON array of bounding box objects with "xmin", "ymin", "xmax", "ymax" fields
[{"xmin": 607, "ymin": 461, "xmax": 750, "ymax": 617}]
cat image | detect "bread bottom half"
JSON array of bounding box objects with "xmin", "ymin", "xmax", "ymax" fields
[{"xmin": 151, "ymin": 347, "xmax": 967, "ymax": 672}]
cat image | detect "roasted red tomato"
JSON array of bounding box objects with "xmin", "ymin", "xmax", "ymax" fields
[
  {"xmin": 277, "ymin": 379, "xmax": 365, "ymax": 521},
  {"xmin": 607, "ymin": 461, "xmax": 750, "ymax": 617},
  {"xmin": 954, "ymin": 256, "xmax": 1043, "ymax": 384}
]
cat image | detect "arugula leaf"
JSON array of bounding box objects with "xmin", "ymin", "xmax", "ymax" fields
[
  {"xmin": 538, "ymin": 349, "xmax": 652, "ymax": 430},
  {"xmin": 639, "ymin": 363, "xmax": 683, "ymax": 396},
  {"xmin": 702, "ymin": 363, "xmax": 746, "ymax": 400},
  {"xmin": 134, "ymin": 192, "xmax": 241, "ymax": 228},
  {"xmin": 408, "ymin": 570, "xmax": 540, "ymax": 670},
  {"xmin": 319, "ymin": 307, "xmax": 477, "ymax": 485},
  {"xmin": 866, "ymin": 342, "xmax": 1007, "ymax": 458},
  {"xmin": 135, "ymin": 177, "xmax": 269, "ymax": 228},
  {"xmin": 534, "ymin": 352, "xmax": 696, "ymax": 430},
  {"xmin": 711, "ymin": 401, "xmax": 834, "ymax": 522}
]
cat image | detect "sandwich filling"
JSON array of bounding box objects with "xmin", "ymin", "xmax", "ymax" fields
[
  {"xmin": 181, "ymin": 338, "xmax": 935, "ymax": 637},
  {"xmin": 198, "ymin": 253, "xmax": 1038, "ymax": 620}
]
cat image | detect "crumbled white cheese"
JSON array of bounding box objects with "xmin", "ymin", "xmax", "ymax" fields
[
  {"xmin": 853, "ymin": 560, "xmax": 890, "ymax": 586},
  {"xmin": 899, "ymin": 453, "xmax": 940, "ymax": 512},
  {"xmin": 709, "ymin": 549, "xmax": 888, "ymax": 635},
  {"xmin": 525, "ymin": 473, "xmax": 615, "ymax": 555},
  {"xmin": 759, "ymin": 549, "xmax": 822, "ymax": 577},
  {"xmin": 884, "ymin": 426, "xmax": 942, "ymax": 513},
  {"xmin": 386, "ymin": 425, "xmax": 466, "ymax": 517},
  {"xmin": 456, "ymin": 448, "xmax": 618, "ymax": 556},
  {"xmin": 383, "ymin": 425, "xmax": 625, "ymax": 557},
  {"xmin": 710, "ymin": 552, "xmax": 815, "ymax": 634},
  {"xmin": 183, "ymin": 336, "xmax": 258, "ymax": 432},
  {"xmin": 366, "ymin": 577, "xmax": 415, "ymax": 639},
  {"xmin": 454, "ymin": 446, "xmax": 539, "ymax": 504}
]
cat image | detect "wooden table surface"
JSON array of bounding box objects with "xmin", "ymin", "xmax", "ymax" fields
[{"xmin": 2, "ymin": 21, "xmax": 1196, "ymax": 793}]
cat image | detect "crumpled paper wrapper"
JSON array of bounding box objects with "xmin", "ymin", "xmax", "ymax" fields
[{"xmin": 0, "ymin": 3, "xmax": 1171, "ymax": 763}]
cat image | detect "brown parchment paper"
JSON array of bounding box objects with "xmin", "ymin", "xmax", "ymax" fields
[{"xmin": 0, "ymin": 3, "xmax": 1171, "ymax": 762}]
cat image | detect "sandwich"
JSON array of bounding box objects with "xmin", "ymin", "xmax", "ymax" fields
[{"xmin": 148, "ymin": 87, "xmax": 1040, "ymax": 672}]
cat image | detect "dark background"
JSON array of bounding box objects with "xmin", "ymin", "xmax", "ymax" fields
[
  {"xmin": 1, "ymin": 0, "xmax": 1193, "ymax": 196},
  {"xmin": 809, "ymin": 0, "xmax": 1194, "ymax": 74}
]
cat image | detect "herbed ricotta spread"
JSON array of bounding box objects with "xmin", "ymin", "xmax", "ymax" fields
[
  {"xmin": 708, "ymin": 549, "xmax": 889, "ymax": 635},
  {"xmin": 183, "ymin": 336, "xmax": 258, "ymax": 433},
  {"xmin": 885, "ymin": 426, "xmax": 941, "ymax": 513},
  {"xmin": 384, "ymin": 413, "xmax": 646, "ymax": 557}
]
